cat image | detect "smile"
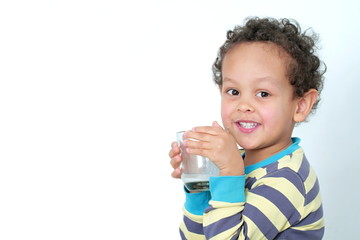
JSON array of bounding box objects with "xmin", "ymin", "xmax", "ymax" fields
[
  {"xmin": 236, "ymin": 121, "xmax": 260, "ymax": 133},
  {"xmin": 239, "ymin": 122, "xmax": 258, "ymax": 129}
]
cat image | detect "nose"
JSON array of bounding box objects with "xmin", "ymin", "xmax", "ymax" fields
[{"xmin": 237, "ymin": 100, "xmax": 254, "ymax": 113}]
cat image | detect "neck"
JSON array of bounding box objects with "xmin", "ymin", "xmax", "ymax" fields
[{"xmin": 243, "ymin": 139, "xmax": 293, "ymax": 167}]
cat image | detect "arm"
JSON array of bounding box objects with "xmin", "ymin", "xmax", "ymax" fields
[
  {"xmin": 180, "ymin": 123, "xmax": 306, "ymax": 239},
  {"xmin": 180, "ymin": 191, "xmax": 210, "ymax": 240},
  {"xmin": 181, "ymin": 170, "xmax": 305, "ymax": 239}
]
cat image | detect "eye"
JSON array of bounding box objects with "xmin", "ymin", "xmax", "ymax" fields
[
  {"xmin": 256, "ymin": 91, "xmax": 270, "ymax": 98},
  {"xmin": 226, "ymin": 89, "xmax": 240, "ymax": 96}
]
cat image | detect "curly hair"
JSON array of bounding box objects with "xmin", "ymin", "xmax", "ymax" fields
[{"xmin": 212, "ymin": 17, "xmax": 326, "ymax": 112}]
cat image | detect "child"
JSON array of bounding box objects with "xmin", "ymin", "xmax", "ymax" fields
[{"xmin": 169, "ymin": 17, "xmax": 325, "ymax": 239}]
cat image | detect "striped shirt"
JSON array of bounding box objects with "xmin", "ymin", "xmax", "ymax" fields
[{"xmin": 180, "ymin": 138, "xmax": 324, "ymax": 239}]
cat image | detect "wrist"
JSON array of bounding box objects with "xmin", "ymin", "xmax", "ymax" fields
[{"xmin": 219, "ymin": 166, "xmax": 244, "ymax": 176}]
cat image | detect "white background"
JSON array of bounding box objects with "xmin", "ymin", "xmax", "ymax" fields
[{"xmin": 1, "ymin": 0, "xmax": 359, "ymax": 239}]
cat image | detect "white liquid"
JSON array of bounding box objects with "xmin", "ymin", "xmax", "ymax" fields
[{"xmin": 182, "ymin": 174, "xmax": 211, "ymax": 191}]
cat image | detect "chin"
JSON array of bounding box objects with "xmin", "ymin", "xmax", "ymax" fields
[{"xmin": 236, "ymin": 139, "xmax": 259, "ymax": 151}]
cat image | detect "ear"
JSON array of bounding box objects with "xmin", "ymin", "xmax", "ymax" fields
[{"xmin": 293, "ymin": 89, "xmax": 319, "ymax": 122}]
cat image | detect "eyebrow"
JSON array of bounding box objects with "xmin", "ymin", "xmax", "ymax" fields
[
  {"xmin": 223, "ymin": 76, "xmax": 278, "ymax": 83},
  {"xmin": 222, "ymin": 76, "xmax": 283, "ymax": 88},
  {"xmin": 222, "ymin": 77, "xmax": 237, "ymax": 84}
]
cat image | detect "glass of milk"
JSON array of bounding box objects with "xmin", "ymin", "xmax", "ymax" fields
[{"xmin": 176, "ymin": 131, "xmax": 219, "ymax": 191}]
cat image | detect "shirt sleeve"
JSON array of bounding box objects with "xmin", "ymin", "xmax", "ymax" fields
[
  {"xmin": 180, "ymin": 176, "xmax": 246, "ymax": 239},
  {"xmin": 180, "ymin": 169, "xmax": 307, "ymax": 240},
  {"xmin": 180, "ymin": 189, "xmax": 210, "ymax": 240}
]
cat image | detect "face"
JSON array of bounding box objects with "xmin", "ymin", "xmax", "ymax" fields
[{"xmin": 220, "ymin": 42, "xmax": 298, "ymax": 154}]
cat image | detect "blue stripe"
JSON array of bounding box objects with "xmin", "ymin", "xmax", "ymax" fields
[
  {"xmin": 251, "ymin": 185, "xmax": 301, "ymax": 225},
  {"xmin": 243, "ymin": 204, "xmax": 279, "ymax": 239},
  {"xmin": 263, "ymin": 161, "xmax": 279, "ymax": 174},
  {"xmin": 245, "ymin": 137, "xmax": 301, "ymax": 174},
  {"xmin": 243, "ymin": 221, "xmax": 250, "ymax": 240},
  {"xmin": 295, "ymin": 205, "xmax": 323, "ymax": 227},
  {"xmin": 183, "ymin": 215, "xmax": 204, "ymax": 235},
  {"xmin": 245, "ymin": 176, "xmax": 257, "ymax": 190},
  {"xmin": 275, "ymin": 227, "xmax": 324, "ymax": 239},
  {"xmin": 305, "ymin": 178, "xmax": 320, "ymax": 205},
  {"xmin": 297, "ymin": 154, "xmax": 310, "ymax": 180},
  {"xmin": 230, "ymin": 229, "xmax": 241, "ymax": 240},
  {"xmin": 179, "ymin": 229, "xmax": 186, "ymax": 240},
  {"xmin": 204, "ymin": 205, "xmax": 215, "ymax": 214},
  {"xmin": 204, "ymin": 212, "xmax": 242, "ymax": 238}
]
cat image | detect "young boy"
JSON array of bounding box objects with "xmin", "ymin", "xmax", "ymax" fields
[{"xmin": 169, "ymin": 17, "xmax": 325, "ymax": 239}]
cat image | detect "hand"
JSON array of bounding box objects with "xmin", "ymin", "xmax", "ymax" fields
[
  {"xmin": 169, "ymin": 141, "xmax": 182, "ymax": 178},
  {"xmin": 184, "ymin": 121, "xmax": 244, "ymax": 176}
]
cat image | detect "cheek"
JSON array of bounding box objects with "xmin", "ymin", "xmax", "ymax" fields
[
  {"xmin": 259, "ymin": 107, "xmax": 281, "ymax": 126},
  {"xmin": 259, "ymin": 102, "xmax": 293, "ymax": 128},
  {"xmin": 220, "ymin": 100, "xmax": 233, "ymax": 121}
]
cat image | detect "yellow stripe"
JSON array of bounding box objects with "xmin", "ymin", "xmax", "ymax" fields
[
  {"xmin": 278, "ymin": 148, "xmax": 303, "ymax": 172},
  {"xmin": 304, "ymin": 167, "xmax": 317, "ymax": 194},
  {"xmin": 304, "ymin": 192, "xmax": 322, "ymax": 214},
  {"xmin": 246, "ymin": 191, "xmax": 291, "ymax": 231},
  {"xmin": 183, "ymin": 207, "xmax": 203, "ymax": 224},
  {"xmin": 246, "ymin": 166, "xmax": 268, "ymax": 178},
  {"xmin": 204, "ymin": 201, "xmax": 244, "ymax": 226},
  {"xmin": 259, "ymin": 177, "xmax": 305, "ymax": 208},
  {"xmin": 277, "ymin": 155, "xmax": 292, "ymax": 170},
  {"xmin": 292, "ymin": 217, "xmax": 324, "ymax": 231}
]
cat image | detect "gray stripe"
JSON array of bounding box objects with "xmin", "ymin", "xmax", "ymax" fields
[
  {"xmin": 245, "ymin": 176, "xmax": 257, "ymax": 190},
  {"xmin": 204, "ymin": 205, "xmax": 215, "ymax": 214},
  {"xmin": 230, "ymin": 229, "xmax": 240, "ymax": 240},
  {"xmin": 264, "ymin": 161, "xmax": 279, "ymax": 174},
  {"xmin": 243, "ymin": 221, "xmax": 250, "ymax": 240},
  {"xmin": 204, "ymin": 212, "xmax": 242, "ymax": 238},
  {"xmin": 297, "ymin": 154, "xmax": 310, "ymax": 180},
  {"xmin": 251, "ymin": 185, "xmax": 301, "ymax": 225},
  {"xmin": 266, "ymin": 168, "xmax": 306, "ymax": 196},
  {"xmin": 183, "ymin": 215, "xmax": 203, "ymax": 235},
  {"xmin": 179, "ymin": 229, "xmax": 186, "ymax": 240},
  {"xmin": 305, "ymin": 178, "xmax": 320, "ymax": 205},
  {"xmin": 243, "ymin": 204, "xmax": 279, "ymax": 239},
  {"xmin": 275, "ymin": 227, "xmax": 324, "ymax": 239},
  {"xmin": 295, "ymin": 205, "xmax": 323, "ymax": 227}
]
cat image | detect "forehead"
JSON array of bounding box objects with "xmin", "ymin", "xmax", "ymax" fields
[
  {"xmin": 222, "ymin": 42, "xmax": 292, "ymax": 82},
  {"xmin": 224, "ymin": 41, "xmax": 292, "ymax": 65}
]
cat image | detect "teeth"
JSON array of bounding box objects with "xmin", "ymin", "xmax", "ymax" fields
[{"xmin": 239, "ymin": 122, "xmax": 258, "ymax": 129}]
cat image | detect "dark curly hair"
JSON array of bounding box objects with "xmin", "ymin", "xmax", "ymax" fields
[{"xmin": 212, "ymin": 17, "xmax": 326, "ymax": 112}]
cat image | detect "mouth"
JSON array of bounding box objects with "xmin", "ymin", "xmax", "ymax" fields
[{"xmin": 235, "ymin": 121, "xmax": 260, "ymax": 133}]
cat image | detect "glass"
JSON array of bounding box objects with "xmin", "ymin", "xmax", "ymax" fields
[{"xmin": 177, "ymin": 131, "xmax": 219, "ymax": 191}]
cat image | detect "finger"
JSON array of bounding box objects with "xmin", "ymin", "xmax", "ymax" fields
[
  {"xmin": 169, "ymin": 142, "xmax": 180, "ymax": 158},
  {"xmin": 222, "ymin": 119, "xmax": 233, "ymax": 130},
  {"xmin": 186, "ymin": 130, "xmax": 224, "ymax": 143},
  {"xmin": 171, "ymin": 141, "xmax": 180, "ymax": 150},
  {"xmin": 192, "ymin": 124, "xmax": 225, "ymax": 135},
  {"xmin": 171, "ymin": 168, "xmax": 182, "ymax": 179},
  {"xmin": 191, "ymin": 126, "xmax": 218, "ymax": 135},
  {"xmin": 186, "ymin": 147, "xmax": 210, "ymax": 159},
  {"xmin": 184, "ymin": 131, "xmax": 211, "ymax": 142},
  {"xmin": 212, "ymin": 121, "xmax": 224, "ymax": 129},
  {"xmin": 184, "ymin": 139, "xmax": 212, "ymax": 150},
  {"xmin": 170, "ymin": 154, "xmax": 182, "ymax": 169}
]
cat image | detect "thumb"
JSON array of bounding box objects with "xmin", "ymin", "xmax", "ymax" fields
[{"xmin": 212, "ymin": 121, "xmax": 223, "ymax": 129}]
